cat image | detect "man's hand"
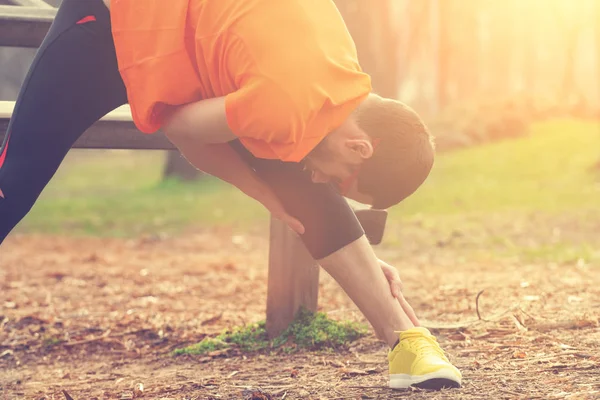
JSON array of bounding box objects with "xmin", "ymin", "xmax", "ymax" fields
[
  {"xmin": 160, "ymin": 134, "xmax": 305, "ymax": 236},
  {"xmin": 253, "ymin": 184, "xmax": 305, "ymax": 235},
  {"xmin": 379, "ymin": 259, "xmax": 420, "ymax": 326}
]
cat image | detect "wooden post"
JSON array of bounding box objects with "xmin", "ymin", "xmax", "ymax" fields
[{"xmin": 265, "ymin": 217, "xmax": 319, "ymax": 339}]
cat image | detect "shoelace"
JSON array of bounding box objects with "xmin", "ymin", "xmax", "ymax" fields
[{"xmin": 397, "ymin": 331, "xmax": 448, "ymax": 360}]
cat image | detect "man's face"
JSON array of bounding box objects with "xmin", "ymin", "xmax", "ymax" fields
[
  {"xmin": 303, "ymin": 152, "xmax": 376, "ymax": 205},
  {"xmin": 302, "ymin": 151, "xmax": 359, "ymax": 185},
  {"xmin": 302, "ymin": 136, "xmax": 374, "ymax": 191}
]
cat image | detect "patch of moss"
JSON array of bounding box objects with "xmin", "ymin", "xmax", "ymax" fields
[
  {"xmin": 276, "ymin": 307, "xmax": 367, "ymax": 349},
  {"xmin": 173, "ymin": 308, "xmax": 367, "ymax": 356},
  {"xmin": 42, "ymin": 337, "xmax": 63, "ymax": 347},
  {"xmin": 172, "ymin": 337, "xmax": 229, "ymax": 356}
]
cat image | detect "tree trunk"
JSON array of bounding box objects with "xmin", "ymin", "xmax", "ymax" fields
[
  {"xmin": 370, "ymin": 0, "xmax": 401, "ymax": 99},
  {"xmin": 451, "ymin": 0, "xmax": 479, "ymax": 102},
  {"xmin": 518, "ymin": 1, "xmax": 537, "ymax": 96},
  {"xmin": 548, "ymin": 1, "xmax": 582, "ymax": 101},
  {"xmin": 594, "ymin": 0, "xmax": 600, "ymax": 170},
  {"xmin": 435, "ymin": 0, "xmax": 451, "ymax": 109},
  {"xmin": 396, "ymin": 1, "xmax": 430, "ymax": 98},
  {"xmin": 559, "ymin": 26, "xmax": 581, "ymax": 101},
  {"xmin": 334, "ymin": 0, "xmax": 400, "ymax": 98},
  {"xmin": 596, "ymin": 0, "xmax": 600, "ymax": 103}
]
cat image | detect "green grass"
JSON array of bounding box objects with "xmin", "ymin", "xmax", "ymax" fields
[
  {"xmin": 15, "ymin": 119, "xmax": 600, "ymax": 264},
  {"xmin": 18, "ymin": 151, "xmax": 265, "ymax": 237},
  {"xmin": 394, "ymin": 119, "xmax": 600, "ymax": 216},
  {"xmin": 172, "ymin": 308, "xmax": 368, "ymax": 356},
  {"xmin": 42, "ymin": 336, "xmax": 63, "ymax": 348},
  {"xmin": 383, "ymin": 119, "xmax": 600, "ymax": 264}
]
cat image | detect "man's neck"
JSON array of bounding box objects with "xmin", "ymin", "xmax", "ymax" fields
[{"xmin": 103, "ymin": 0, "xmax": 110, "ymax": 10}]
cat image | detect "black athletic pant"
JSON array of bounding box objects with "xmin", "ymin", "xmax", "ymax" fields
[{"xmin": 0, "ymin": 0, "xmax": 364, "ymax": 259}]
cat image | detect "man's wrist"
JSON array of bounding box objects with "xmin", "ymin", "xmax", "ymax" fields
[{"xmin": 238, "ymin": 176, "xmax": 268, "ymax": 201}]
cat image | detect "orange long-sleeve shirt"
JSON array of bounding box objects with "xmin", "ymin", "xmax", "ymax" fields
[{"xmin": 110, "ymin": 0, "xmax": 372, "ymax": 162}]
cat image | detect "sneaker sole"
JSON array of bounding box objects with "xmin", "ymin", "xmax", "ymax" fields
[{"xmin": 389, "ymin": 369, "xmax": 461, "ymax": 390}]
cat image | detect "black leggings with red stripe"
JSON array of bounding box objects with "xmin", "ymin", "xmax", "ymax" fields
[{"xmin": 0, "ymin": 0, "xmax": 364, "ymax": 259}]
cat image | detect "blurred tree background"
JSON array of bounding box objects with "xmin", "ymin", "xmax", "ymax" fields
[
  {"xmin": 1, "ymin": 0, "xmax": 599, "ymax": 172},
  {"xmin": 337, "ymin": 0, "xmax": 600, "ymax": 152}
]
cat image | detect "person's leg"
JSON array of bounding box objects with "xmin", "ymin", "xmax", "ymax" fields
[
  {"xmin": 229, "ymin": 142, "xmax": 414, "ymax": 344},
  {"xmin": 229, "ymin": 141, "xmax": 365, "ymax": 259},
  {"xmin": 317, "ymin": 235, "xmax": 415, "ymax": 346},
  {"xmin": 230, "ymin": 143, "xmax": 461, "ymax": 389},
  {"xmin": 0, "ymin": 0, "xmax": 127, "ymax": 244}
]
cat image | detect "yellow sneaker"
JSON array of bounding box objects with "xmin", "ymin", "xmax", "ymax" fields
[{"xmin": 388, "ymin": 327, "xmax": 462, "ymax": 390}]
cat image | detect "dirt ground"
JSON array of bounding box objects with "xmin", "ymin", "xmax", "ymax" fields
[{"xmin": 1, "ymin": 229, "xmax": 599, "ymax": 400}]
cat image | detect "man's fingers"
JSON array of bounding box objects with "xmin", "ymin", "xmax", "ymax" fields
[
  {"xmin": 291, "ymin": 218, "xmax": 305, "ymax": 235},
  {"xmin": 261, "ymin": 194, "xmax": 305, "ymax": 235},
  {"xmin": 380, "ymin": 261, "xmax": 401, "ymax": 298},
  {"xmin": 390, "ymin": 283, "xmax": 399, "ymax": 298},
  {"xmin": 397, "ymin": 292, "xmax": 420, "ymax": 327},
  {"xmin": 391, "ymin": 279, "xmax": 402, "ymax": 299},
  {"xmin": 382, "ymin": 261, "xmax": 404, "ymax": 287},
  {"xmin": 283, "ymin": 215, "xmax": 305, "ymax": 235},
  {"xmin": 378, "ymin": 259, "xmax": 419, "ymax": 326},
  {"xmin": 396, "ymin": 277, "xmax": 404, "ymax": 291}
]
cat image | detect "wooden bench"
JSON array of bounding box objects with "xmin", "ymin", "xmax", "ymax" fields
[
  {"xmin": 0, "ymin": 3, "xmax": 388, "ymax": 338},
  {"xmin": 0, "ymin": 3, "xmax": 55, "ymax": 48}
]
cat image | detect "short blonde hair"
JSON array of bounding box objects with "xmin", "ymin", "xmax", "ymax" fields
[{"xmin": 355, "ymin": 94, "xmax": 435, "ymax": 209}]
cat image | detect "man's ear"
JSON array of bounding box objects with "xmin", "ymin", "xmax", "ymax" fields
[{"xmin": 346, "ymin": 139, "xmax": 374, "ymax": 159}]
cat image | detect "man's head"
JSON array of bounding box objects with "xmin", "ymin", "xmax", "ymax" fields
[{"xmin": 303, "ymin": 93, "xmax": 435, "ymax": 209}]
